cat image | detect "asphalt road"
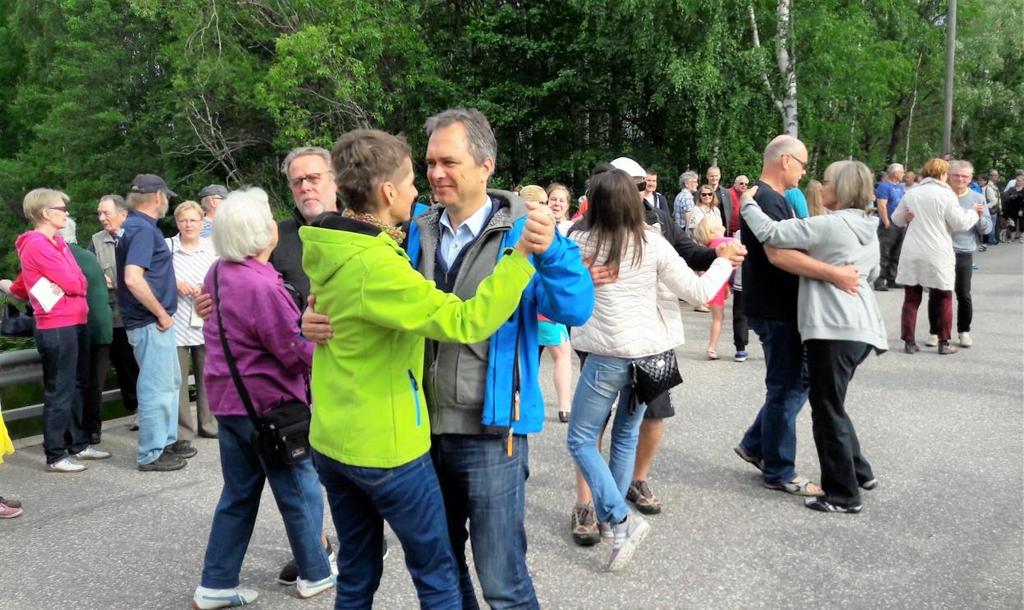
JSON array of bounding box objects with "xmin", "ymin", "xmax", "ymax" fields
[{"xmin": 1, "ymin": 243, "xmax": 1021, "ymax": 610}]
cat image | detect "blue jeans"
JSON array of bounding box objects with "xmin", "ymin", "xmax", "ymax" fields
[
  {"xmin": 314, "ymin": 450, "xmax": 460, "ymax": 609},
  {"xmin": 566, "ymin": 354, "xmax": 647, "ymax": 524},
  {"xmin": 34, "ymin": 324, "xmax": 90, "ymax": 464},
  {"xmin": 430, "ymin": 435, "xmax": 538, "ymax": 610},
  {"xmin": 200, "ymin": 416, "xmax": 330, "ymax": 589},
  {"xmin": 739, "ymin": 316, "xmax": 809, "ymax": 485},
  {"xmin": 126, "ymin": 322, "xmax": 181, "ymax": 464}
]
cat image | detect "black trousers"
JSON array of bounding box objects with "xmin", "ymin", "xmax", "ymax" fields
[
  {"xmin": 805, "ymin": 339, "xmax": 875, "ymax": 507},
  {"xmin": 82, "ymin": 343, "xmax": 110, "ymax": 436},
  {"xmin": 953, "ymin": 252, "xmax": 973, "ymax": 333},
  {"xmin": 110, "ymin": 326, "xmax": 140, "ymax": 413},
  {"xmin": 877, "ymin": 224, "xmax": 904, "ymax": 283},
  {"xmin": 732, "ymin": 289, "xmax": 749, "ymax": 350}
]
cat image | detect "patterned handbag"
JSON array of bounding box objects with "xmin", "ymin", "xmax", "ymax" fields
[{"xmin": 630, "ymin": 349, "xmax": 683, "ymax": 406}]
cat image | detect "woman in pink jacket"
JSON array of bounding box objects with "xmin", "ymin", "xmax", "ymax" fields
[{"xmin": 0, "ymin": 189, "xmax": 110, "ymax": 472}]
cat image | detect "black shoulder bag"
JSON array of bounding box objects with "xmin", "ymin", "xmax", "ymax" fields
[
  {"xmin": 1, "ymin": 299, "xmax": 35, "ymax": 337},
  {"xmin": 213, "ymin": 262, "xmax": 312, "ymax": 467},
  {"xmin": 630, "ymin": 349, "xmax": 683, "ymax": 409}
]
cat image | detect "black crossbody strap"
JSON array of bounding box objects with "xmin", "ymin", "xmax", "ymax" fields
[{"xmin": 212, "ymin": 262, "xmax": 260, "ymax": 427}]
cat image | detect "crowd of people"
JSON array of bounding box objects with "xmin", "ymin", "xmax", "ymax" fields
[{"xmin": 0, "ymin": 105, "xmax": 1017, "ymax": 607}]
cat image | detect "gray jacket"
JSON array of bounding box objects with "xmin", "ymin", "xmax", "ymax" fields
[
  {"xmin": 89, "ymin": 229, "xmax": 124, "ymax": 328},
  {"xmin": 414, "ymin": 190, "xmax": 527, "ymax": 435},
  {"xmin": 741, "ymin": 201, "xmax": 888, "ymax": 352}
]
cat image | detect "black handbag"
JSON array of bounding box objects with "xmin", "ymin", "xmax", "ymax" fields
[
  {"xmin": 1, "ymin": 300, "xmax": 35, "ymax": 338},
  {"xmin": 213, "ymin": 263, "xmax": 311, "ymax": 468},
  {"xmin": 630, "ymin": 349, "xmax": 683, "ymax": 407}
]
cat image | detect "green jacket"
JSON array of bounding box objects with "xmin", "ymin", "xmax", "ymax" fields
[
  {"xmin": 300, "ymin": 215, "xmax": 535, "ymax": 468},
  {"xmin": 70, "ymin": 244, "xmax": 113, "ymax": 345}
]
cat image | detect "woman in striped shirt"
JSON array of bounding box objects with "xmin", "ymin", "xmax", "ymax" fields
[{"xmin": 167, "ymin": 200, "xmax": 219, "ymax": 449}]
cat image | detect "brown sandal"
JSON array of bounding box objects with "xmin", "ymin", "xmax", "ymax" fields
[{"xmin": 763, "ymin": 476, "xmax": 824, "ymax": 497}]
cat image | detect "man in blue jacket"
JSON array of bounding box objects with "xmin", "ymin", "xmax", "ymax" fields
[{"xmin": 304, "ymin": 108, "xmax": 593, "ymax": 608}]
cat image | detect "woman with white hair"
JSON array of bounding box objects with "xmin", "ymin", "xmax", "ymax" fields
[
  {"xmin": 0, "ymin": 189, "xmax": 110, "ymax": 472},
  {"xmin": 741, "ymin": 160, "xmax": 888, "ymax": 514},
  {"xmin": 191, "ymin": 188, "xmax": 334, "ymax": 609}
]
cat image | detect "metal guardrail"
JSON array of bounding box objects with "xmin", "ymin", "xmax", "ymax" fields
[{"xmin": 0, "ymin": 348, "xmax": 123, "ymax": 422}]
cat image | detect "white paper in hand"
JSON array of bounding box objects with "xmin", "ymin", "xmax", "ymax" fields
[{"xmin": 30, "ymin": 277, "xmax": 64, "ymax": 313}]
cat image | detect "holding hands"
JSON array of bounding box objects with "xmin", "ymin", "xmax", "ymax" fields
[{"xmin": 514, "ymin": 201, "xmax": 556, "ymax": 257}]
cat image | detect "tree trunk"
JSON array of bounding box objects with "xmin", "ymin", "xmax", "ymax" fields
[{"xmin": 749, "ymin": 1, "xmax": 799, "ymax": 136}]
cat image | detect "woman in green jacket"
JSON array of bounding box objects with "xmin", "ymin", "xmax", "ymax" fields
[{"xmin": 300, "ymin": 128, "xmax": 553, "ymax": 609}]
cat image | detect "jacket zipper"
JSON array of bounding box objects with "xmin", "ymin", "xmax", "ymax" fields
[{"xmin": 408, "ymin": 369, "xmax": 422, "ymax": 427}]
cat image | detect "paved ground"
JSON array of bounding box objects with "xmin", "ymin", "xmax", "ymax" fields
[{"xmin": 1, "ymin": 243, "xmax": 1021, "ymax": 610}]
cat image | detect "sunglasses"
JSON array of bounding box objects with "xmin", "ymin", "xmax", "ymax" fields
[
  {"xmin": 736, "ymin": 182, "xmax": 749, "ymax": 186},
  {"xmin": 48, "ymin": 205, "xmax": 69, "ymax": 213},
  {"xmin": 699, "ymin": 192, "xmax": 715, "ymax": 198},
  {"xmin": 635, "ymin": 181, "xmax": 646, "ymax": 192}
]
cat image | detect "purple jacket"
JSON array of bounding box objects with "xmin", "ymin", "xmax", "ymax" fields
[{"xmin": 203, "ymin": 259, "xmax": 313, "ymax": 417}]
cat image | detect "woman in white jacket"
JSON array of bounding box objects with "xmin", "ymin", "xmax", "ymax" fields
[
  {"xmin": 567, "ymin": 169, "xmax": 732, "ymax": 572},
  {"xmin": 892, "ymin": 158, "xmax": 983, "ymax": 355}
]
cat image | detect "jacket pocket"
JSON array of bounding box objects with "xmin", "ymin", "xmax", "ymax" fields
[{"xmin": 408, "ymin": 369, "xmax": 422, "ymax": 427}]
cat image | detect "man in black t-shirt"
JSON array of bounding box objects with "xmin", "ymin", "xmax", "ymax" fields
[{"xmin": 734, "ymin": 136, "xmax": 859, "ymax": 497}]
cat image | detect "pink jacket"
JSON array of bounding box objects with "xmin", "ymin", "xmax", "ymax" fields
[{"xmin": 11, "ymin": 230, "xmax": 88, "ymax": 329}]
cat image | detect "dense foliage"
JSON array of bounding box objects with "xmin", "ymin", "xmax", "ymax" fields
[{"xmin": 0, "ymin": 0, "xmax": 1020, "ymax": 277}]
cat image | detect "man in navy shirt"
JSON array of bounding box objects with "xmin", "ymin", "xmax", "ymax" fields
[
  {"xmin": 735, "ymin": 135, "xmax": 860, "ymax": 497},
  {"xmin": 874, "ymin": 163, "xmax": 906, "ymax": 291},
  {"xmin": 117, "ymin": 174, "xmax": 192, "ymax": 472}
]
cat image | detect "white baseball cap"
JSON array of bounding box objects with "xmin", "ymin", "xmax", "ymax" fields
[{"xmin": 610, "ymin": 157, "xmax": 646, "ymax": 179}]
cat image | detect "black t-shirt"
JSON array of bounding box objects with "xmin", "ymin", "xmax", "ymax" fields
[{"xmin": 739, "ymin": 180, "xmax": 799, "ymax": 322}]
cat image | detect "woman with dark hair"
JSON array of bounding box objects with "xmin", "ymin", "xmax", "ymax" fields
[{"xmin": 566, "ymin": 169, "xmax": 732, "ymax": 571}]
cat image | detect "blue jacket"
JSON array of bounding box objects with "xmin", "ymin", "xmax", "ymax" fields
[{"xmin": 406, "ymin": 195, "xmax": 593, "ymax": 435}]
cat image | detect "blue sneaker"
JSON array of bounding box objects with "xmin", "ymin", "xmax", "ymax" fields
[{"xmin": 734, "ymin": 350, "xmax": 748, "ymax": 362}]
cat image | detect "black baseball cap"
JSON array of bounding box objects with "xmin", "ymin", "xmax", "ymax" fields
[{"xmin": 129, "ymin": 174, "xmax": 178, "ymax": 199}]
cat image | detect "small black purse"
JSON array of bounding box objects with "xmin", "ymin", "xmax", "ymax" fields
[
  {"xmin": 1, "ymin": 301, "xmax": 35, "ymax": 338},
  {"xmin": 630, "ymin": 349, "xmax": 683, "ymax": 406}
]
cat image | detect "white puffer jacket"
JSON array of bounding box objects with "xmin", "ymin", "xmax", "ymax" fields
[{"xmin": 571, "ymin": 227, "xmax": 733, "ymax": 358}]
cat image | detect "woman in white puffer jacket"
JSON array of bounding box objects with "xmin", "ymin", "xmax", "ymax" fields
[{"xmin": 566, "ymin": 168, "xmax": 733, "ymax": 572}]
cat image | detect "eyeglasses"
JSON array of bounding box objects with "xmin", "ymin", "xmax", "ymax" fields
[
  {"xmin": 783, "ymin": 153, "xmax": 807, "ymax": 168},
  {"xmin": 736, "ymin": 182, "xmax": 749, "ymax": 186},
  {"xmin": 289, "ymin": 173, "xmax": 326, "ymax": 189},
  {"xmin": 48, "ymin": 206, "xmax": 68, "ymax": 213}
]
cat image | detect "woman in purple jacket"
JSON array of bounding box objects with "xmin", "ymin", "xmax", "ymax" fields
[{"xmin": 191, "ymin": 188, "xmax": 334, "ymax": 610}]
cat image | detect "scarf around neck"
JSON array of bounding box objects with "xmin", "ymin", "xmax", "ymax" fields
[{"xmin": 342, "ymin": 208, "xmax": 406, "ymax": 243}]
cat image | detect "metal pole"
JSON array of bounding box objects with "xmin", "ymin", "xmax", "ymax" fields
[{"xmin": 942, "ymin": 0, "xmax": 957, "ymax": 156}]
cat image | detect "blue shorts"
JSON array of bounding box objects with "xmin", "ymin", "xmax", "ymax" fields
[{"xmin": 538, "ymin": 321, "xmax": 569, "ymax": 347}]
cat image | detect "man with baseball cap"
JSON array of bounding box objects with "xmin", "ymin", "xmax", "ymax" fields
[
  {"xmin": 117, "ymin": 173, "xmax": 193, "ymax": 472},
  {"xmin": 196, "ymin": 184, "xmax": 228, "ymax": 238}
]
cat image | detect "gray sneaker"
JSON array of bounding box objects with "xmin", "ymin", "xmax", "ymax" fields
[
  {"xmin": 138, "ymin": 452, "xmax": 186, "ymax": 472},
  {"xmin": 606, "ymin": 513, "xmax": 651, "ymax": 572},
  {"xmin": 75, "ymin": 446, "xmax": 111, "ymax": 460},
  {"xmin": 598, "ymin": 521, "xmax": 613, "ymax": 539}
]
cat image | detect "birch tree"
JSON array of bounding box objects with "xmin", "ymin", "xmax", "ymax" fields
[{"xmin": 749, "ymin": 0, "xmax": 799, "ymax": 136}]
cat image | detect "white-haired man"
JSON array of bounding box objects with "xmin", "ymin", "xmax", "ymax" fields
[{"xmin": 874, "ymin": 162, "xmax": 906, "ymax": 291}]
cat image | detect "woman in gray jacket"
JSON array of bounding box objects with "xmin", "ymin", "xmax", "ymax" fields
[{"xmin": 741, "ymin": 160, "xmax": 887, "ymax": 514}]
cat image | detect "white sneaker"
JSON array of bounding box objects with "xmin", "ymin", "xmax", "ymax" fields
[
  {"xmin": 296, "ymin": 574, "xmax": 335, "ymax": 599},
  {"xmin": 924, "ymin": 334, "xmax": 939, "ymax": 347},
  {"xmin": 75, "ymin": 446, "xmax": 111, "ymax": 460},
  {"xmin": 598, "ymin": 521, "xmax": 613, "ymax": 539},
  {"xmin": 606, "ymin": 513, "xmax": 651, "ymax": 572},
  {"xmin": 959, "ymin": 332, "xmax": 972, "ymax": 348},
  {"xmin": 47, "ymin": 457, "xmax": 86, "ymax": 473},
  {"xmin": 192, "ymin": 585, "xmax": 258, "ymax": 609}
]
